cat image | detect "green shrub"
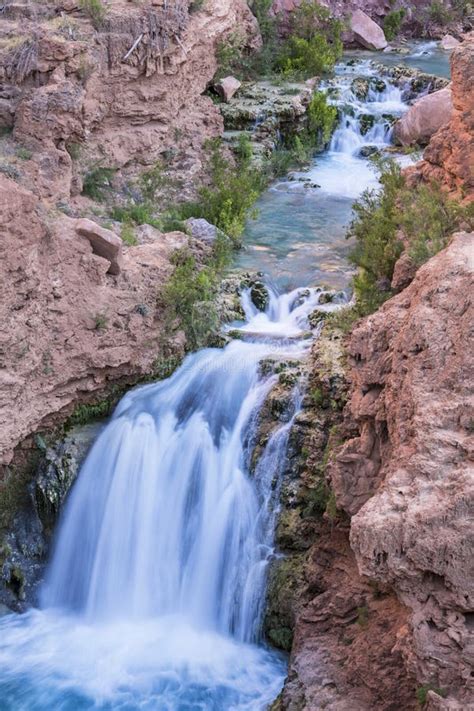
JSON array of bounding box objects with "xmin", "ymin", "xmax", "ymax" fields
[
  {"xmin": 276, "ymin": 1, "xmax": 343, "ymax": 78},
  {"xmin": 139, "ymin": 161, "xmax": 178, "ymax": 205},
  {"xmin": 175, "ymin": 137, "xmax": 265, "ymax": 244},
  {"xmin": 82, "ymin": 166, "xmax": 115, "ymax": 201},
  {"xmin": 110, "ymin": 203, "xmax": 161, "ymax": 228},
  {"xmin": 16, "ymin": 147, "xmax": 32, "ymax": 160},
  {"xmin": 306, "ymin": 90, "xmax": 338, "ymax": 146},
  {"xmin": 428, "ymin": 1, "xmax": 453, "ymax": 24},
  {"xmin": 416, "ymin": 684, "xmax": 446, "ymax": 706},
  {"xmin": 93, "ymin": 312, "xmax": 108, "ymax": 331},
  {"xmin": 383, "ymin": 9, "xmax": 406, "ymax": 40},
  {"xmin": 162, "ymin": 232, "xmax": 233, "ymax": 348},
  {"xmin": 189, "ymin": 0, "xmax": 206, "ymax": 11},
  {"xmin": 121, "ymin": 222, "xmax": 137, "ymax": 246},
  {"xmin": 249, "ymin": 0, "xmax": 276, "ymax": 44},
  {"xmin": 348, "ymin": 158, "xmax": 473, "ymax": 315},
  {"xmin": 79, "ymin": 0, "xmax": 105, "ymax": 28}
]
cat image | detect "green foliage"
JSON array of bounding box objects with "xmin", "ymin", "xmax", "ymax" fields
[
  {"xmin": 348, "ymin": 158, "xmax": 473, "ymax": 316},
  {"xmin": 66, "ymin": 142, "xmax": 81, "ymax": 160},
  {"xmin": 249, "ymin": 0, "xmax": 276, "ymax": 44},
  {"xmin": 79, "ymin": 0, "xmax": 105, "ymax": 27},
  {"xmin": 162, "ymin": 232, "xmax": 233, "ymax": 349},
  {"xmin": 110, "ymin": 203, "xmax": 161, "ymax": 228},
  {"xmin": 356, "ymin": 605, "xmax": 369, "ymax": 628},
  {"xmin": 306, "ymin": 90, "xmax": 338, "ymax": 145},
  {"xmin": 16, "ymin": 147, "xmax": 32, "ymax": 160},
  {"xmin": 67, "ymin": 399, "xmax": 114, "ymax": 427},
  {"xmin": 416, "ymin": 684, "xmax": 446, "ymax": 706},
  {"xmin": 276, "ymin": 1, "xmax": 343, "ymax": 79},
  {"xmin": 428, "ymin": 1, "xmax": 453, "ymax": 24},
  {"xmin": 139, "ymin": 161, "xmax": 178, "ymax": 205},
  {"xmin": 82, "ymin": 166, "xmax": 115, "ymax": 201},
  {"xmin": 189, "ymin": 0, "xmax": 206, "ymax": 12},
  {"xmin": 383, "ymin": 9, "xmax": 406, "ymax": 40},
  {"xmin": 121, "ymin": 222, "xmax": 137, "ymax": 246},
  {"xmin": 93, "ymin": 312, "xmax": 108, "ymax": 331},
  {"xmin": 175, "ymin": 137, "xmax": 265, "ymax": 244}
]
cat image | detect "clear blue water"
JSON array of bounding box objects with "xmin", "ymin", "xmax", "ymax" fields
[{"xmin": 237, "ymin": 41, "xmax": 450, "ymax": 290}]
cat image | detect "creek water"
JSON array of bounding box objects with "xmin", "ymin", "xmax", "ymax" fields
[{"xmin": 0, "ymin": 43, "xmax": 449, "ymax": 711}]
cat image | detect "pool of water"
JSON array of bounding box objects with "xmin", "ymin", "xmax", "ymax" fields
[{"xmin": 237, "ymin": 41, "xmax": 448, "ymax": 291}]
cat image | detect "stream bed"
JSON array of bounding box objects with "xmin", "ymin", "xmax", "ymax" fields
[{"xmin": 0, "ymin": 43, "xmax": 450, "ymax": 711}]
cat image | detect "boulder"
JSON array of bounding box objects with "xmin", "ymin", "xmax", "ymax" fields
[
  {"xmin": 394, "ymin": 86, "xmax": 452, "ymax": 146},
  {"xmin": 441, "ymin": 34, "xmax": 460, "ymax": 50},
  {"xmin": 215, "ymin": 76, "xmax": 242, "ymax": 103},
  {"xmin": 350, "ymin": 10, "xmax": 387, "ymax": 51},
  {"xmin": 184, "ymin": 217, "xmax": 219, "ymax": 243},
  {"xmin": 76, "ymin": 219, "xmax": 123, "ymax": 275}
]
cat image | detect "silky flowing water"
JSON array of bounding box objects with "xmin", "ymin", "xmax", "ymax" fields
[{"xmin": 0, "ymin": 43, "xmax": 449, "ymax": 711}]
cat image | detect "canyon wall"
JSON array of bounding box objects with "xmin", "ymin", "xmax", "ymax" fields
[
  {"xmin": 0, "ymin": 0, "xmax": 258, "ymax": 469},
  {"xmin": 408, "ymin": 35, "xmax": 474, "ymax": 194}
]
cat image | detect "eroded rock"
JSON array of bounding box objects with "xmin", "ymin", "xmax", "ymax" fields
[
  {"xmin": 76, "ymin": 218, "xmax": 123, "ymax": 275},
  {"xmin": 215, "ymin": 76, "xmax": 242, "ymax": 102}
]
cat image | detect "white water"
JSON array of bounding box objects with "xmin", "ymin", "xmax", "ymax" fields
[{"xmin": 0, "ymin": 288, "xmax": 336, "ymax": 711}]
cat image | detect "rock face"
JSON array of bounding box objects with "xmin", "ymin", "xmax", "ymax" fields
[
  {"xmin": 408, "ymin": 38, "xmax": 474, "ymax": 194},
  {"xmin": 441, "ymin": 34, "xmax": 461, "ymax": 50},
  {"xmin": 0, "ymin": 0, "xmax": 259, "ymax": 202},
  {"xmin": 0, "ymin": 175, "xmax": 189, "ymax": 467},
  {"xmin": 331, "ymin": 232, "xmax": 474, "ymax": 708},
  {"xmin": 350, "ymin": 9, "xmax": 388, "ymax": 50},
  {"xmin": 394, "ymin": 86, "xmax": 453, "ymax": 146}
]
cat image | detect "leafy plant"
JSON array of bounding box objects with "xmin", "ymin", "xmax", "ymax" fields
[
  {"xmin": 348, "ymin": 158, "xmax": 473, "ymax": 315},
  {"xmin": 428, "ymin": 1, "xmax": 453, "ymax": 24},
  {"xmin": 16, "ymin": 147, "xmax": 32, "ymax": 160},
  {"xmin": 79, "ymin": 0, "xmax": 105, "ymax": 28},
  {"xmin": 383, "ymin": 9, "xmax": 406, "ymax": 40},
  {"xmin": 82, "ymin": 166, "xmax": 115, "ymax": 201},
  {"xmin": 175, "ymin": 136, "xmax": 265, "ymax": 244},
  {"xmin": 162, "ymin": 232, "xmax": 233, "ymax": 348},
  {"xmin": 121, "ymin": 222, "xmax": 138, "ymax": 246},
  {"xmin": 306, "ymin": 90, "xmax": 338, "ymax": 146},
  {"xmin": 189, "ymin": 0, "xmax": 206, "ymax": 11},
  {"xmin": 276, "ymin": 1, "xmax": 343, "ymax": 78},
  {"xmin": 416, "ymin": 684, "xmax": 446, "ymax": 706}
]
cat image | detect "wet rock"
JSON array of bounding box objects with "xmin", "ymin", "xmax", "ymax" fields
[
  {"xmin": 76, "ymin": 218, "xmax": 123, "ymax": 275},
  {"xmin": 214, "ymin": 76, "xmax": 241, "ymax": 103},
  {"xmin": 359, "ymin": 145, "xmax": 379, "ymax": 158},
  {"xmin": 394, "ymin": 86, "xmax": 452, "ymax": 146},
  {"xmin": 34, "ymin": 424, "xmax": 102, "ymax": 535},
  {"xmin": 351, "ymin": 77, "xmax": 370, "ymax": 100},
  {"xmin": 359, "ymin": 113, "xmax": 376, "ymax": 135},
  {"xmin": 350, "ymin": 10, "xmax": 387, "ymax": 51},
  {"xmin": 250, "ymin": 281, "xmax": 270, "ymax": 312}
]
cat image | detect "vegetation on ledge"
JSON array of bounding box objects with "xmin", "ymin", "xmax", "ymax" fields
[{"xmin": 347, "ymin": 158, "xmax": 474, "ymax": 317}]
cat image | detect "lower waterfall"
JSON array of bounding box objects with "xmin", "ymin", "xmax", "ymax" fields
[{"xmin": 0, "ymin": 287, "xmax": 330, "ymax": 711}]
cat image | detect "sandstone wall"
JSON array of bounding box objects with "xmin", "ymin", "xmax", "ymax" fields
[
  {"xmin": 331, "ymin": 232, "xmax": 474, "ymax": 708},
  {"xmin": 407, "ymin": 37, "xmax": 474, "ymax": 195}
]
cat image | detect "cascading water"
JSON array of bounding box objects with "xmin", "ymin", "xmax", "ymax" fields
[
  {"xmin": 0, "ymin": 287, "xmax": 336, "ymax": 711},
  {"xmin": 0, "ymin": 45, "xmax": 449, "ymax": 711}
]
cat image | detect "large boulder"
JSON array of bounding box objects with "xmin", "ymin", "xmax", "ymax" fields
[
  {"xmin": 441, "ymin": 34, "xmax": 460, "ymax": 50},
  {"xmin": 394, "ymin": 86, "xmax": 453, "ymax": 146},
  {"xmin": 350, "ymin": 10, "xmax": 387, "ymax": 51},
  {"xmin": 214, "ymin": 76, "xmax": 242, "ymax": 103},
  {"xmin": 76, "ymin": 219, "xmax": 124, "ymax": 275}
]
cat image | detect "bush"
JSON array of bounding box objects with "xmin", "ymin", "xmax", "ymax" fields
[
  {"xmin": 276, "ymin": 1, "xmax": 343, "ymax": 78},
  {"xmin": 175, "ymin": 136, "xmax": 265, "ymax": 244},
  {"xmin": 306, "ymin": 90, "xmax": 338, "ymax": 146},
  {"xmin": 428, "ymin": 1, "xmax": 453, "ymax": 24},
  {"xmin": 162, "ymin": 232, "xmax": 233, "ymax": 348},
  {"xmin": 383, "ymin": 9, "xmax": 406, "ymax": 40},
  {"xmin": 79, "ymin": 0, "xmax": 105, "ymax": 28},
  {"xmin": 121, "ymin": 222, "xmax": 137, "ymax": 246},
  {"xmin": 189, "ymin": 0, "xmax": 206, "ymax": 12},
  {"xmin": 82, "ymin": 166, "xmax": 115, "ymax": 201},
  {"xmin": 416, "ymin": 685, "xmax": 446, "ymax": 706},
  {"xmin": 348, "ymin": 158, "xmax": 473, "ymax": 315}
]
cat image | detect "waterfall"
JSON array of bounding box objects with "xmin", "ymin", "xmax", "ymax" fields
[{"xmin": 0, "ymin": 287, "xmax": 333, "ymax": 711}]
